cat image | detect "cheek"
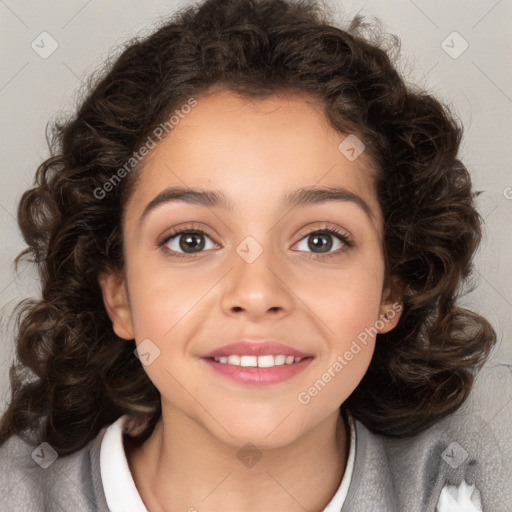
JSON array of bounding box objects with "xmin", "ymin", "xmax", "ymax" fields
[
  {"xmin": 126, "ymin": 256, "xmax": 208, "ymax": 339},
  {"xmin": 126, "ymin": 272, "xmax": 200, "ymax": 401},
  {"xmin": 315, "ymin": 281, "xmax": 382, "ymax": 334},
  {"xmin": 306, "ymin": 257, "xmax": 384, "ymax": 337},
  {"xmin": 315, "ymin": 290, "xmax": 379, "ymax": 394},
  {"xmin": 300, "ymin": 250, "xmax": 383, "ymax": 389},
  {"xmin": 297, "ymin": 280, "xmax": 381, "ymax": 414}
]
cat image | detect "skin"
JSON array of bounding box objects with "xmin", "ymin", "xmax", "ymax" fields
[{"xmin": 99, "ymin": 87, "xmax": 402, "ymax": 512}]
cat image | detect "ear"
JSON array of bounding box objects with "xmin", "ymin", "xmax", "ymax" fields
[
  {"xmin": 98, "ymin": 270, "xmax": 134, "ymax": 340},
  {"xmin": 376, "ymin": 277, "xmax": 403, "ymax": 334}
]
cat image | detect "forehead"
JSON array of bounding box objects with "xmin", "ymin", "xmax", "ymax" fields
[{"xmin": 125, "ymin": 88, "xmax": 381, "ymax": 225}]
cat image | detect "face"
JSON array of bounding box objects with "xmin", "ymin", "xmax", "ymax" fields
[{"xmin": 99, "ymin": 88, "xmax": 401, "ymax": 449}]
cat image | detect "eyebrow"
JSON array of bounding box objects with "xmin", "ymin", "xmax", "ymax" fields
[{"xmin": 139, "ymin": 185, "xmax": 375, "ymax": 226}]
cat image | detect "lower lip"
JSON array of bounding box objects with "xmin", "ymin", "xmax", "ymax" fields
[{"xmin": 201, "ymin": 357, "xmax": 313, "ymax": 386}]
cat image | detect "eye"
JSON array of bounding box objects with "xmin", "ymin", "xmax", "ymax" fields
[
  {"xmin": 293, "ymin": 226, "xmax": 353, "ymax": 258},
  {"xmin": 158, "ymin": 225, "xmax": 218, "ymax": 259},
  {"xmin": 157, "ymin": 224, "xmax": 353, "ymax": 260}
]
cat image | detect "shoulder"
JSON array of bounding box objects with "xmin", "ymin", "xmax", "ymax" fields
[
  {"xmin": 397, "ymin": 362, "xmax": 510, "ymax": 510},
  {"xmin": 0, "ymin": 433, "xmax": 46, "ymax": 510},
  {"xmin": 346, "ymin": 362, "xmax": 512, "ymax": 512},
  {"xmin": 0, "ymin": 424, "xmax": 110, "ymax": 512}
]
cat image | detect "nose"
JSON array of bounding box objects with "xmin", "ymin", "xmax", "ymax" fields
[{"xmin": 219, "ymin": 239, "xmax": 295, "ymax": 321}]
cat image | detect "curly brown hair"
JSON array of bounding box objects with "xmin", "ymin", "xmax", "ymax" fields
[{"xmin": 0, "ymin": 0, "xmax": 496, "ymax": 455}]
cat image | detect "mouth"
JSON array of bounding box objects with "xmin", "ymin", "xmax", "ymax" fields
[
  {"xmin": 200, "ymin": 354, "xmax": 314, "ymax": 386},
  {"xmin": 201, "ymin": 340, "xmax": 312, "ymax": 359},
  {"xmin": 205, "ymin": 354, "xmax": 310, "ymax": 367},
  {"xmin": 199, "ymin": 339, "xmax": 314, "ymax": 386}
]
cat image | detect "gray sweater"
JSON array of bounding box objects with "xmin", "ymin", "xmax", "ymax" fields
[{"xmin": 1, "ymin": 362, "xmax": 511, "ymax": 512}]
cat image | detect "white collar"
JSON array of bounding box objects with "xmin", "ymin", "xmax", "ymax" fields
[{"xmin": 100, "ymin": 409, "xmax": 356, "ymax": 512}]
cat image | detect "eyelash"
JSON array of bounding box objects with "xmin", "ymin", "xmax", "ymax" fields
[{"xmin": 157, "ymin": 223, "xmax": 354, "ymax": 260}]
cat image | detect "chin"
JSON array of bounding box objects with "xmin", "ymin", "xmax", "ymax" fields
[{"xmin": 211, "ymin": 417, "xmax": 306, "ymax": 451}]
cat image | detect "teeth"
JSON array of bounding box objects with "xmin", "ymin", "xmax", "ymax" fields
[
  {"xmin": 240, "ymin": 355, "xmax": 257, "ymax": 367},
  {"xmin": 212, "ymin": 355, "xmax": 304, "ymax": 367},
  {"xmin": 257, "ymin": 355, "xmax": 274, "ymax": 368},
  {"xmin": 274, "ymin": 355, "xmax": 286, "ymax": 366},
  {"xmin": 227, "ymin": 355, "xmax": 241, "ymax": 365}
]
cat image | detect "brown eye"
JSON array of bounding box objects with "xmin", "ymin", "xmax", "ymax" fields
[
  {"xmin": 176, "ymin": 231, "xmax": 206, "ymax": 253},
  {"xmin": 293, "ymin": 227, "xmax": 353, "ymax": 258},
  {"xmin": 159, "ymin": 228, "xmax": 218, "ymax": 259},
  {"xmin": 305, "ymin": 232, "xmax": 334, "ymax": 253}
]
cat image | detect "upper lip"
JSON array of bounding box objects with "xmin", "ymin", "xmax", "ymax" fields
[{"xmin": 201, "ymin": 339, "xmax": 313, "ymax": 358}]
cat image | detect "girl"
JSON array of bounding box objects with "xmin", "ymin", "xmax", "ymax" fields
[{"xmin": 1, "ymin": 0, "xmax": 510, "ymax": 510}]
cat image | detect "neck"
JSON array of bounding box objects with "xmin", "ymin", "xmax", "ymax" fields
[{"xmin": 126, "ymin": 407, "xmax": 349, "ymax": 512}]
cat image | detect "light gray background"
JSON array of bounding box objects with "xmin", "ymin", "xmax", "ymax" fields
[{"xmin": 1, "ymin": 0, "xmax": 511, "ymax": 413}]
